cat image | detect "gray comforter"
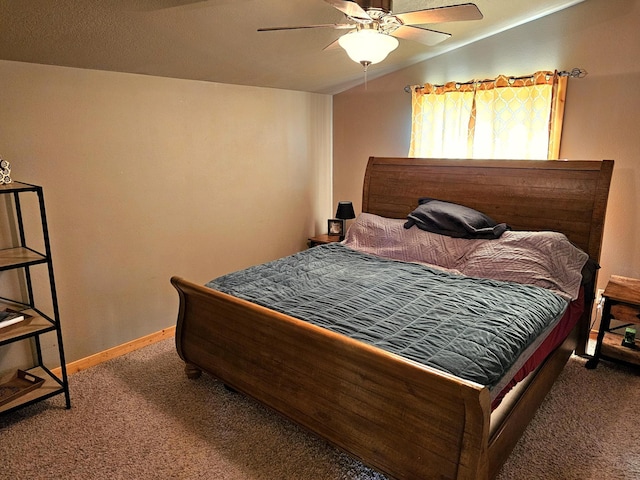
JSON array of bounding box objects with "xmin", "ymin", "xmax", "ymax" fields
[{"xmin": 206, "ymin": 243, "xmax": 568, "ymax": 393}]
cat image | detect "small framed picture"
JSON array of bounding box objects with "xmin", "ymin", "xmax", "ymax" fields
[{"xmin": 327, "ymin": 219, "xmax": 343, "ymax": 236}]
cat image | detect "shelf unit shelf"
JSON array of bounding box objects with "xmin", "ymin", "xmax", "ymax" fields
[
  {"xmin": 0, "ymin": 366, "xmax": 65, "ymax": 412},
  {"xmin": 0, "ymin": 309, "xmax": 55, "ymax": 345},
  {"xmin": 0, "ymin": 247, "xmax": 47, "ymax": 271},
  {"xmin": 600, "ymin": 332, "xmax": 640, "ymax": 365},
  {"xmin": 0, "ymin": 181, "xmax": 70, "ymax": 415}
]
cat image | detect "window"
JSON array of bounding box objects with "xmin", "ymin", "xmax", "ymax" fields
[{"xmin": 408, "ymin": 71, "xmax": 567, "ymax": 160}]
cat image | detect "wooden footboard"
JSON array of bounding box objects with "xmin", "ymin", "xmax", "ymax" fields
[{"xmin": 172, "ymin": 276, "xmax": 492, "ymax": 480}]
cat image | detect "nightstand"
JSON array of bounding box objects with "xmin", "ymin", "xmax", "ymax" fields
[
  {"xmin": 307, "ymin": 234, "xmax": 341, "ymax": 248},
  {"xmin": 586, "ymin": 275, "xmax": 640, "ymax": 369}
]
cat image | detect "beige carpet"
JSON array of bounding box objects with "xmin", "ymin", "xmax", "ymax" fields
[{"xmin": 1, "ymin": 339, "xmax": 639, "ymax": 479}]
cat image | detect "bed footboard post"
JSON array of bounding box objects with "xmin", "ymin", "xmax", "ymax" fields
[
  {"xmin": 458, "ymin": 388, "xmax": 491, "ymax": 480},
  {"xmin": 184, "ymin": 363, "xmax": 202, "ymax": 379},
  {"xmin": 171, "ymin": 276, "xmax": 191, "ymax": 364}
]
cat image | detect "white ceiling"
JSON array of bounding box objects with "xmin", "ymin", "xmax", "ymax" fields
[{"xmin": 0, "ymin": 0, "xmax": 584, "ymax": 94}]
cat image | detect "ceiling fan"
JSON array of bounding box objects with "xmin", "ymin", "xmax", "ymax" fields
[{"xmin": 258, "ymin": 1, "xmax": 483, "ymax": 68}]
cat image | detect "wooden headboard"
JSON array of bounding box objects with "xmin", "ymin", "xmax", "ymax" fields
[{"xmin": 363, "ymin": 157, "xmax": 614, "ymax": 264}]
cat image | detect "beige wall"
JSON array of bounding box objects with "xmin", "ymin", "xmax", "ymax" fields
[
  {"xmin": 334, "ymin": 0, "xmax": 640, "ymax": 293},
  {"xmin": 0, "ymin": 60, "xmax": 332, "ymax": 367}
]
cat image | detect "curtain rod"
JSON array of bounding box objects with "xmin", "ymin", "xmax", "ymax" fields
[{"xmin": 403, "ymin": 67, "xmax": 587, "ymax": 93}]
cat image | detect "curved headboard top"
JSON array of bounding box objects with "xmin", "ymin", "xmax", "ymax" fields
[{"xmin": 362, "ymin": 157, "xmax": 614, "ymax": 262}]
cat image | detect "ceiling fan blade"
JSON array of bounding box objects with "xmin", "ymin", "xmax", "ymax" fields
[
  {"xmin": 322, "ymin": 39, "xmax": 342, "ymax": 51},
  {"xmin": 325, "ymin": 0, "xmax": 371, "ymax": 21},
  {"xmin": 126, "ymin": 0, "xmax": 236, "ymax": 11},
  {"xmin": 395, "ymin": 3, "xmax": 482, "ymax": 26},
  {"xmin": 392, "ymin": 25, "xmax": 451, "ymax": 46},
  {"xmin": 258, "ymin": 23, "xmax": 355, "ymax": 32}
]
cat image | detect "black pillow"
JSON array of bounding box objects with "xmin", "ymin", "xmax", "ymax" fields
[
  {"xmin": 404, "ymin": 197, "xmax": 510, "ymax": 239},
  {"xmin": 581, "ymin": 257, "xmax": 600, "ymax": 286}
]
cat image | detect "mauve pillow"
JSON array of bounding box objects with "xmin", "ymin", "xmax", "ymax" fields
[{"xmin": 404, "ymin": 197, "xmax": 510, "ymax": 239}]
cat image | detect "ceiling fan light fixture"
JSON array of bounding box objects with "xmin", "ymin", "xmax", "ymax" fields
[{"xmin": 338, "ymin": 29, "xmax": 399, "ymax": 67}]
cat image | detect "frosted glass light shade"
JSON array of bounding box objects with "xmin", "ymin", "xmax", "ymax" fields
[{"xmin": 338, "ymin": 30, "xmax": 399, "ymax": 65}]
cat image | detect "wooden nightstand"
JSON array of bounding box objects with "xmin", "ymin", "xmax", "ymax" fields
[
  {"xmin": 307, "ymin": 234, "xmax": 341, "ymax": 248},
  {"xmin": 586, "ymin": 275, "xmax": 640, "ymax": 369}
]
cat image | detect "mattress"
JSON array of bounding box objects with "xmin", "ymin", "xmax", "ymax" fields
[{"xmin": 206, "ymin": 243, "xmax": 568, "ymax": 396}]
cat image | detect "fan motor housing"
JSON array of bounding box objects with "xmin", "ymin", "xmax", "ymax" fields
[{"xmin": 356, "ymin": 0, "xmax": 392, "ymax": 13}]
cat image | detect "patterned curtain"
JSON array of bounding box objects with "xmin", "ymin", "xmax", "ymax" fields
[{"xmin": 408, "ymin": 71, "xmax": 567, "ymax": 159}]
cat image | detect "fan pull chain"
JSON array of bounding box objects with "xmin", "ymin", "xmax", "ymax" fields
[{"xmin": 361, "ymin": 60, "xmax": 371, "ymax": 90}]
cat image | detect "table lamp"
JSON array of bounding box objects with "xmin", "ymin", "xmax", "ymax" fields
[{"xmin": 335, "ymin": 201, "xmax": 356, "ymax": 240}]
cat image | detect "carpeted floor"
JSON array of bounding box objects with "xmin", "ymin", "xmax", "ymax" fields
[{"xmin": 1, "ymin": 339, "xmax": 639, "ymax": 479}]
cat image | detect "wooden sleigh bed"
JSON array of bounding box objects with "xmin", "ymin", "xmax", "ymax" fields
[{"xmin": 171, "ymin": 157, "xmax": 613, "ymax": 480}]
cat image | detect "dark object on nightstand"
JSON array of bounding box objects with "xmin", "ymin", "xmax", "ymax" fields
[
  {"xmin": 586, "ymin": 275, "xmax": 640, "ymax": 369},
  {"xmin": 622, "ymin": 327, "xmax": 637, "ymax": 348}
]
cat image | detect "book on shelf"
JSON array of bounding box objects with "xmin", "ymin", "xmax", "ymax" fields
[{"xmin": 0, "ymin": 309, "xmax": 26, "ymax": 329}]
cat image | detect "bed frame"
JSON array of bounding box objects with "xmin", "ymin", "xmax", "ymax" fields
[{"xmin": 172, "ymin": 157, "xmax": 613, "ymax": 480}]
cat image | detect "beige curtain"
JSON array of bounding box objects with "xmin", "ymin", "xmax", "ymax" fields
[{"xmin": 408, "ymin": 71, "xmax": 567, "ymax": 159}]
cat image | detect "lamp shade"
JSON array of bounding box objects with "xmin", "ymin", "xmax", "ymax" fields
[
  {"xmin": 338, "ymin": 29, "xmax": 399, "ymax": 65},
  {"xmin": 335, "ymin": 201, "xmax": 356, "ymax": 220}
]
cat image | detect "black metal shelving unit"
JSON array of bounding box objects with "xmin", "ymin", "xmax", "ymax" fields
[{"xmin": 0, "ymin": 181, "xmax": 70, "ymax": 414}]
